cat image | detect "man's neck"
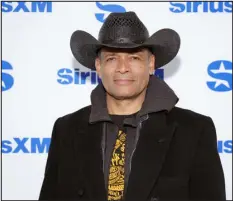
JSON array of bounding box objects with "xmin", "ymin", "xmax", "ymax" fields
[{"xmin": 106, "ymin": 91, "xmax": 146, "ymax": 115}]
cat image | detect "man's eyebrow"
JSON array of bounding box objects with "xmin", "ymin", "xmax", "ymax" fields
[{"xmin": 102, "ymin": 52, "xmax": 116, "ymax": 57}]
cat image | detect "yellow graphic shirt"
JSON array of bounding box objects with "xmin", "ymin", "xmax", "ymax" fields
[{"xmin": 108, "ymin": 130, "xmax": 126, "ymax": 201}]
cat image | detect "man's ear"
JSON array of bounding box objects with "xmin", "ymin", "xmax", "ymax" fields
[
  {"xmin": 149, "ymin": 54, "xmax": 155, "ymax": 75},
  {"xmin": 95, "ymin": 57, "xmax": 102, "ymax": 79}
]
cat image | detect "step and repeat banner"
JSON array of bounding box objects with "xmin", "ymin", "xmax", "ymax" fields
[{"xmin": 2, "ymin": 1, "xmax": 232, "ymax": 200}]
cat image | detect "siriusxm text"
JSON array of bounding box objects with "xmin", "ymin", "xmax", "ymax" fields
[
  {"xmin": 57, "ymin": 68, "xmax": 164, "ymax": 85},
  {"xmin": 2, "ymin": 138, "xmax": 232, "ymax": 154},
  {"xmin": 2, "ymin": 2, "xmax": 52, "ymax": 12},
  {"xmin": 169, "ymin": 2, "xmax": 232, "ymax": 13}
]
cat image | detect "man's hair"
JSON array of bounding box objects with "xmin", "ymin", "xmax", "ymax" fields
[{"xmin": 96, "ymin": 49, "xmax": 102, "ymax": 59}]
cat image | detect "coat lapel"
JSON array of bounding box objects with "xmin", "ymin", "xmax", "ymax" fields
[
  {"xmin": 75, "ymin": 122, "xmax": 107, "ymax": 200},
  {"xmin": 125, "ymin": 112, "xmax": 177, "ymax": 200}
]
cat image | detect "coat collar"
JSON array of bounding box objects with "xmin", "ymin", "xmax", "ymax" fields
[{"xmin": 89, "ymin": 75, "xmax": 179, "ymax": 126}]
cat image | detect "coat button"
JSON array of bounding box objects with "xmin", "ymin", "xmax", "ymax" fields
[{"xmin": 77, "ymin": 188, "xmax": 84, "ymax": 196}]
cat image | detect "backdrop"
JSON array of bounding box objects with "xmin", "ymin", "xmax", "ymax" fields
[{"xmin": 2, "ymin": 1, "xmax": 232, "ymax": 200}]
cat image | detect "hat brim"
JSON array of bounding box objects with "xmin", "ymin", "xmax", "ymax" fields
[{"xmin": 70, "ymin": 29, "xmax": 180, "ymax": 70}]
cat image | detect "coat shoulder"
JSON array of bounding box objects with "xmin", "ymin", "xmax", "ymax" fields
[
  {"xmin": 168, "ymin": 106, "xmax": 212, "ymax": 127},
  {"xmin": 167, "ymin": 107, "xmax": 215, "ymax": 142},
  {"xmin": 60, "ymin": 105, "xmax": 91, "ymax": 121},
  {"xmin": 55, "ymin": 105, "xmax": 91, "ymax": 130}
]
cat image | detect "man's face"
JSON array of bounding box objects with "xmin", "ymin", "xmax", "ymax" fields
[{"xmin": 95, "ymin": 47, "xmax": 155, "ymax": 100}]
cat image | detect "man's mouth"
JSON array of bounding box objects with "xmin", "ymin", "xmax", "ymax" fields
[{"xmin": 114, "ymin": 79, "xmax": 134, "ymax": 85}]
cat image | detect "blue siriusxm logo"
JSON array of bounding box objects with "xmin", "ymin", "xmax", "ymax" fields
[
  {"xmin": 206, "ymin": 60, "xmax": 232, "ymax": 92},
  {"xmin": 2, "ymin": 60, "xmax": 14, "ymax": 91},
  {"xmin": 1, "ymin": 2, "xmax": 52, "ymax": 13},
  {"xmin": 57, "ymin": 68, "xmax": 164, "ymax": 85},
  {"xmin": 2, "ymin": 138, "xmax": 51, "ymax": 154},
  {"xmin": 57, "ymin": 68, "xmax": 101, "ymax": 85},
  {"xmin": 95, "ymin": 2, "xmax": 126, "ymax": 23},
  {"xmin": 218, "ymin": 140, "xmax": 232, "ymax": 154},
  {"xmin": 2, "ymin": 138, "xmax": 231, "ymax": 154},
  {"xmin": 169, "ymin": 2, "xmax": 232, "ymax": 13}
]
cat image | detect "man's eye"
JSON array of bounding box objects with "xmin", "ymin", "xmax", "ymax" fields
[
  {"xmin": 106, "ymin": 57, "xmax": 116, "ymax": 62},
  {"xmin": 131, "ymin": 56, "xmax": 140, "ymax": 60}
]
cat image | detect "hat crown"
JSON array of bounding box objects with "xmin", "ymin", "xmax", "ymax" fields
[{"xmin": 98, "ymin": 12, "xmax": 149, "ymax": 45}]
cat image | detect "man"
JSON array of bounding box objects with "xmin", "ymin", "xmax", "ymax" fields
[{"xmin": 39, "ymin": 12, "xmax": 226, "ymax": 201}]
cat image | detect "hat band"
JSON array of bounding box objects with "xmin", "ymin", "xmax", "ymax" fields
[{"xmin": 101, "ymin": 37, "xmax": 145, "ymax": 45}]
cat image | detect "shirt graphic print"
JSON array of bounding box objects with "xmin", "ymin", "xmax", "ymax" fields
[{"xmin": 108, "ymin": 130, "xmax": 126, "ymax": 201}]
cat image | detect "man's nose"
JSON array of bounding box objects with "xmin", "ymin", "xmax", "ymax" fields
[{"xmin": 116, "ymin": 58, "xmax": 130, "ymax": 73}]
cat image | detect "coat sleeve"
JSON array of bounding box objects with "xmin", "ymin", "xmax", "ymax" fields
[
  {"xmin": 189, "ymin": 117, "xmax": 226, "ymax": 200},
  {"xmin": 39, "ymin": 118, "xmax": 61, "ymax": 200}
]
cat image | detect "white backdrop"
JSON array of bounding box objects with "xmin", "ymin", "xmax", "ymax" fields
[{"xmin": 2, "ymin": 1, "xmax": 232, "ymax": 200}]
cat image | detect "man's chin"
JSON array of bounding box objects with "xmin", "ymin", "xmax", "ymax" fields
[{"xmin": 109, "ymin": 92, "xmax": 137, "ymax": 100}]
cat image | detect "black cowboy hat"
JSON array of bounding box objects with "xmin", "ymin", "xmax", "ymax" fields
[{"xmin": 70, "ymin": 11, "xmax": 180, "ymax": 70}]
